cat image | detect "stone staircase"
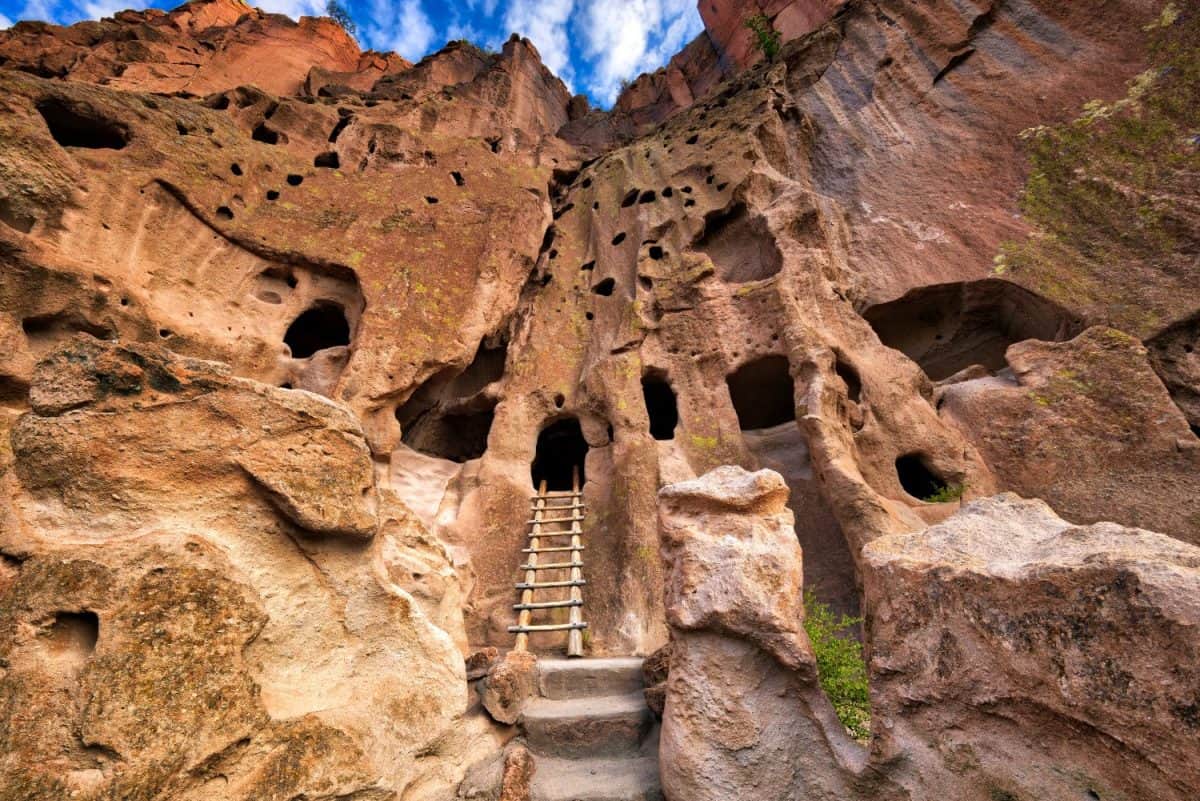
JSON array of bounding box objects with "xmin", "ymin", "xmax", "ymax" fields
[{"xmin": 524, "ymin": 658, "xmax": 662, "ymax": 801}]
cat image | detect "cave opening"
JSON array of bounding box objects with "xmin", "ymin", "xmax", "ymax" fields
[
  {"xmin": 49, "ymin": 611, "xmax": 99, "ymax": 655},
  {"xmin": 314, "ymin": 151, "xmax": 340, "ymax": 168},
  {"xmin": 531, "ymin": 418, "xmax": 588, "ymax": 491},
  {"xmin": 395, "ymin": 335, "xmax": 508, "ymax": 461},
  {"xmin": 863, "ymin": 279, "xmax": 1084, "ymax": 381},
  {"xmin": 727, "ymin": 355, "xmax": 795, "ymax": 431},
  {"xmin": 835, "ymin": 356, "xmax": 862, "ymax": 403},
  {"xmin": 895, "ymin": 453, "xmax": 948, "ymax": 500},
  {"xmin": 284, "ymin": 302, "xmax": 350, "ymax": 358},
  {"xmin": 36, "ymin": 98, "xmax": 130, "ymax": 149},
  {"xmin": 642, "ymin": 371, "xmax": 678, "ymax": 440},
  {"xmin": 695, "ymin": 202, "xmax": 782, "ymax": 283},
  {"xmin": 401, "ymin": 399, "xmax": 497, "ymax": 463}
]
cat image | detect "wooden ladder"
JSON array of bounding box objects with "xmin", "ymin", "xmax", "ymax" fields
[{"xmin": 509, "ymin": 469, "xmax": 587, "ymax": 657}]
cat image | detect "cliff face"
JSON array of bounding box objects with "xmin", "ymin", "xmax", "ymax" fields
[{"xmin": 0, "ymin": 0, "xmax": 1198, "ymax": 799}]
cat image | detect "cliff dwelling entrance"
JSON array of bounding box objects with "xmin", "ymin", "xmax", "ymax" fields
[
  {"xmin": 695, "ymin": 202, "xmax": 782, "ymax": 283},
  {"xmin": 895, "ymin": 453, "xmax": 948, "ymax": 500},
  {"xmin": 284, "ymin": 302, "xmax": 350, "ymax": 358},
  {"xmin": 863, "ymin": 279, "xmax": 1084, "ymax": 380},
  {"xmin": 642, "ymin": 371, "xmax": 678, "ymax": 440},
  {"xmin": 395, "ymin": 336, "xmax": 507, "ymax": 462},
  {"xmin": 36, "ymin": 98, "xmax": 130, "ymax": 150},
  {"xmin": 402, "ymin": 399, "xmax": 497, "ymax": 463},
  {"xmin": 531, "ymin": 418, "xmax": 588, "ymax": 491},
  {"xmin": 727, "ymin": 355, "xmax": 795, "ymax": 430}
]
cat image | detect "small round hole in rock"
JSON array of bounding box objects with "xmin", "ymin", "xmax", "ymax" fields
[
  {"xmin": 592, "ymin": 278, "xmax": 616, "ymax": 296},
  {"xmin": 286, "ymin": 174, "xmax": 303, "ymax": 186},
  {"xmin": 554, "ymin": 393, "xmax": 565, "ymax": 408},
  {"xmin": 216, "ymin": 206, "xmax": 233, "ymax": 220},
  {"xmin": 425, "ymin": 196, "xmax": 439, "ymax": 204},
  {"xmin": 230, "ymin": 163, "xmax": 243, "ymax": 176},
  {"xmin": 266, "ymin": 190, "xmax": 279, "ymax": 200},
  {"xmin": 611, "ymin": 232, "xmax": 626, "ymax": 246},
  {"xmin": 648, "ymin": 245, "xmax": 664, "ymax": 260},
  {"xmin": 284, "ymin": 302, "xmax": 350, "ymax": 359},
  {"xmin": 450, "ymin": 170, "xmax": 465, "ymax": 186}
]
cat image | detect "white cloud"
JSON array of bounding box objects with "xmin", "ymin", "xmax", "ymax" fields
[
  {"xmin": 466, "ymin": 0, "xmax": 500, "ymax": 16},
  {"xmin": 18, "ymin": 0, "xmax": 64, "ymax": 24},
  {"xmin": 253, "ymin": 0, "xmax": 326, "ymax": 18},
  {"xmin": 503, "ymin": 0, "xmax": 574, "ymax": 81},
  {"xmin": 363, "ymin": 0, "xmax": 437, "ymax": 60},
  {"xmin": 0, "ymin": 13, "xmax": 12, "ymax": 28},
  {"xmin": 577, "ymin": 0, "xmax": 703, "ymax": 105},
  {"xmin": 80, "ymin": 0, "xmax": 130, "ymax": 19}
]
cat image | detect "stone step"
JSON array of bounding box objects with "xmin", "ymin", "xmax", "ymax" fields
[
  {"xmin": 530, "ymin": 755, "xmax": 662, "ymax": 801},
  {"xmin": 524, "ymin": 692, "xmax": 652, "ymax": 758},
  {"xmin": 538, "ymin": 657, "xmax": 645, "ymax": 700}
]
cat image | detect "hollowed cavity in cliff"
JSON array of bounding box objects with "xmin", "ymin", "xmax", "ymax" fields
[
  {"xmin": 895, "ymin": 453, "xmax": 948, "ymax": 501},
  {"xmin": 695, "ymin": 202, "xmax": 782, "ymax": 283},
  {"xmin": 643, "ymin": 371, "xmax": 678, "ymax": 440},
  {"xmin": 396, "ymin": 336, "xmax": 508, "ymax": 463},
  {"xmin": 36, "ymin": 98, "xmax": 130, "ymax": 149},
  {"xmin": 532, "ymin": 418, "xmax": 588, "ymax": 491},
  {"xmin": 284, "ymin": 302, "xmax": 350, "ymax": 358},
  {"xmin": 863, "ymin": 279, "xmax": 1084, "ymax": 381},
  {"xmin": 727, "ymin": 355, "xmax": 795, "ymax": 430}
]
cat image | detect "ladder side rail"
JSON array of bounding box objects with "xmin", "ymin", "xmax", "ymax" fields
[
  {"xmin": 514, "ymin": 480, "xmax": 548, "ymax": 652},
  {"xmin": 567, "ymin": 468, "xmax": 585, "ymax": 657}
]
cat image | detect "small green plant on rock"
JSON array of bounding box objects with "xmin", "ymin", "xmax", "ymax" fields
[
  {"xmin": 923, "ymin": 483, "xmax": 966, "ymax": 504},
  {"xmin": 744, "ymin": 14, "xmax": 782, "ymax": 61},
  {"xmin": 803, "ymin": 592, "xmax": 871, "ymax": 742}
]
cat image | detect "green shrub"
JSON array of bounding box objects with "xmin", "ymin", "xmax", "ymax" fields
[
  {"xmin": 744, "ymin": 14, "xmax": 781, "ymax": 61},
  {"xmin": 325, "ymin": 0, "xmax": 357, "ymax": 39},
  {"xmin": 803, "ymin": 592, "xmax": 871, "ymax": 742},
  {"xmin": 922, "ymin": 483, "xmax": 965, "ymax": 504}
]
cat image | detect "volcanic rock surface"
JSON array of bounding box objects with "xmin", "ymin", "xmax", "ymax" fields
[{"xmin": 0, "ymin": 0, "xmax": 1197, "ymax": 798}]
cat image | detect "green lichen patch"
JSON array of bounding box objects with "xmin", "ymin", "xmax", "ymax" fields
[{"xmin": 1002, "ymin": 5, "xmax": 1200, "ymax": 337}]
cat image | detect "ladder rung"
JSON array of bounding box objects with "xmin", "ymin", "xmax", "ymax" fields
[
  {"xmin": 513, "ymin": 599, "xmax": 583, "ymax": 610},
  {"xmin": 508, "ymin": 622, "xmax": 588, "ymax": 633},
  {"xmin": 520, "ymin": 561, "xmax": 583, "ymax": 571},
  {"xmin": 527, "ymin": 515, "xmax": 582, "ymax": 525},
  {"xmin": 532, "ymin": 499, "xmax": 585, "ymax": 506},
  {"xmin": 515, "ymin": 579, "xmax": 586, "ymax": 589},
  {"xmin": 527, "ymin": 531, "xmax": 580, "ymax": 539},
  {"xmin": 523, "ymin": 545, "xmax": 583, "ymax": 553}
]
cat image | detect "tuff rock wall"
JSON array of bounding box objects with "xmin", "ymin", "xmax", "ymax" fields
[{"xmin": 0, "ymin": 0, "xmax": 1197, "ymax": 798}]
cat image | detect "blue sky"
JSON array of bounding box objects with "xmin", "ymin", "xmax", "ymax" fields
[{"xmin": 0, "ymin": 0, "xmax": 706, "ymax": 106}]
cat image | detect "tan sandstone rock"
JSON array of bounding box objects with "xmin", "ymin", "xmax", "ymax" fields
[
  {"xmin": 657, "ymin": 466, "xmax": 867, "ymax": 801},
  {"xmin": 0, "ymin": 337, "xmax": 475, "ymax": 799},
  {"xmin": 864, "ymin": 493, "xmax": 1200, "ymax": 801}
]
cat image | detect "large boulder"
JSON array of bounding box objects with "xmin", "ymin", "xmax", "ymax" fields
[
  {"xmin": 657, "ymin": 466, "xmax": 864, "ymax": 801},
  {"xmin": 0, "ymin": 337, "xmax": 476, "ymax": 799},
  {"xmin": 864, "ymin": 493, "xmax": 1200, "ymax": 801}
]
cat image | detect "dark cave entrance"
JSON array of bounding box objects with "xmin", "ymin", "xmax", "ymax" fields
[
  {"xmin": 401, "ymin": 399, "xmax": 497, "ymax": 463},
  {"xmin": 395, "ymin": 336, "xmax": 507, "ymax": 462},
  {"xmin": 284, "ymin": 303, "xmax": 350, "ymax": 358},
  {"xmin": 36, "ymin": 98, "xmax": 130, "ymax": 150},
  {"xmin": 531, "ymin": 418, "xmax": 588, "ymax": 491},
  {"xmin": 895, "ymin": 453, "xmax": 948, "ymax": 501},
  {"xmin": 863, "ymin": 279, "xmax": 1084, "ymax": 381},
  {"xmin": 642, "ymin": 371, "xmax": 678, "ymax": 440},
  {"xmin": 727, "ymin": 355, "xmax": 796, "ymax": 430}
]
